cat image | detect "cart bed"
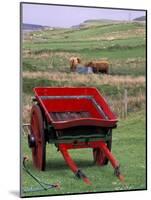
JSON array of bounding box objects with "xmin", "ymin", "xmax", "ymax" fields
[
  {"xmin": 34, "ymin": 87, "xmax": 118, "ymax": 129},
  {"xmin": 50, "ymin": 111, "xmax": 91, "ymax": 121}
]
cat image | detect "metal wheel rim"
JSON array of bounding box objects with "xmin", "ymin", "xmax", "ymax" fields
[{"xmin": 30, "ymin": 104, "xmax": 46, "ymax": 170}]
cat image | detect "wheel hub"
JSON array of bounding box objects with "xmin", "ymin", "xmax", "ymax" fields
[{"xmin": 28, "ymin": 134, "xmax": 36, "ymax": 148}]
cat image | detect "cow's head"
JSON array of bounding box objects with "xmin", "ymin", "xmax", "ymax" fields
[
  {"xmin": 85, "ymin": 61, "xmax": 94, "ymax": 67},
  {"xmin": 69, "ymin": 57, "xmax": 81, "ymax": 72}
]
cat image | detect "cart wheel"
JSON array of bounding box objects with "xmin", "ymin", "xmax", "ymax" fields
[
  {"xmin": 30, "ymin": 104, "xmax": 46, "ymax": 171},
  {"xmin": 93, "ymin": 139, "xmax": 112, "ymax": 166},
  {"xmin": 93, "ymin": 147, "xmax": 106, "ymax": 166},
  {"xmin": 104, "ymin": 138, "xmax": 112, "ymax": 165}
]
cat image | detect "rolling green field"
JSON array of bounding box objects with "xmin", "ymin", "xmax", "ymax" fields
[
  {"xmin": 22, "ymin": 20, "xmax": 146, "ymax": 197},
  {"xmin": 23, "ymin": 21, "xmax": 146, "ymax": 76}
]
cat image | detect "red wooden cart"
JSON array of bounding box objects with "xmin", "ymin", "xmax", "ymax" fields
[{"xmin": 28, "ymin": 87, "xmax": 124, "ymax": 184}]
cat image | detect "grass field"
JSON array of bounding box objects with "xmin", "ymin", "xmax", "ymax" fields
[
  {"xmin": 23, "ymin": 21, "xmax": 146, "ymax": 76},
  {"xmin": 21, "ymin": 20, "xmax": 146, "ymax": 197},
  {"xmin": 21, "ymin": 111, "xmax": 146, "ymax": 197}
]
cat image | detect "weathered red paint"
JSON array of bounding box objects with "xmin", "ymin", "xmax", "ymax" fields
[
  {"xmin": 58, "ymin": 141, "xmax": 124, "ymax": 184},
  {"xmin": 33, "ymin": 87, "xmax": 118, "ymax": 129}
]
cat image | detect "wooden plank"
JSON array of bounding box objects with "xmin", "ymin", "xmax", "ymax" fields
[{"xmin": 50, "ymin": 111, "xmax": 92, "ymax": 121}]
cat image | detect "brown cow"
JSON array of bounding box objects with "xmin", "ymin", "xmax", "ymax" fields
[
  {"xmin": 69, "ymin": 57, "xmax": 81, "ymax": 72},
  {"xmin": 85, "ymin": 60, "xmax": 109, "ymax": 74}
]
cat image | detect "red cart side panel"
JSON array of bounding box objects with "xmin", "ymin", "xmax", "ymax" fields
[
  {"xmin": 41, "ymin": 99, "xmax": 103, "ymax": 118},
  {"xmin": 51, "ymin": 118, "xmax": 117, "ymax": 129},
  {"xmin": 33, "ymin": 87, "xmax": 118, "ymax": 129}
]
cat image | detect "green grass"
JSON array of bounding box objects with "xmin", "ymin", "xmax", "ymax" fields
[
  {"xmin": 80, "ymin": 46, "xmax": 145, "ymax": 60},
  {"xmin": 50, "ymin": 22, "xmax": 144, "ymax": 40},
  {"xmin": 22, "ymin": 77, "xmax": 72, "ymax": 94},
  {"xmin": 23, "ymin": 47, "xmax": 146, "ymax": 76},
  {"xmin": 110, "ymin": 60, "xmax": 146, "ymax": 76},
  {"xmin": 21, "ymin": 110, "xmax": 146, "ymax": 197},
  {"xmin": 23, "ymin": 76, "xmax": 145, "ymax": 97},
  {"xmin": 24, "ymin": 37, "xmax": 145, "ymax": 51}
]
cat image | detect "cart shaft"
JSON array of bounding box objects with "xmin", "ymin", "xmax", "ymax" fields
[{"xmin": 58, "ymin": 141, "xmax": 124, "ymax": 184}]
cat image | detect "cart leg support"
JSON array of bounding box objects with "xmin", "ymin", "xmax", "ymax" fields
[
  {"xmin": 59, "ymin": 145, "xmax": 91, "ymax": 185},
  {"xmin": 58, "ymin": 141, "xmax": 124, "ymax": 185},
  {"xmin": 99, "ymin": 141, "xmax": 124, "ymax": 182}
]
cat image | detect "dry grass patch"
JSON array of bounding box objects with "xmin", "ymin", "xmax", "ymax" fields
[
  {"xmin": 22, "ymin": 94, "xmax": 33, "ymax": 123},
  {"xmin": 108, "ymin": 94, "xmax": 145, "ymax": 118},
  {"xmin": 23, "ymin": 50, "xmax": 81, "ymax": 60},
  {"xmin": 88, "ymin": 28, "xmax": 145, "ymax": 41},
  {"xmin": 23, "ymin": 71, "xmax": 145, "ymax": 88}
]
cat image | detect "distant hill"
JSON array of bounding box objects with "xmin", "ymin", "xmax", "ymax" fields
[
  {"xmin": 71, "ymin": 19, "xmax": 121, "ymax": 29},
  {"xmin": 22, "ymin": 23, "xmax": 50, "ymax": 31},
  {"xmin": 133, "ymin": 16, "xmax": 146, "ymax": 21},
  {"xmin": 83, "ymin": 19, "xmax": 119, "ymax": 23}
]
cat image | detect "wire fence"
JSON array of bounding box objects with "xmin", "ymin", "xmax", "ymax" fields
[{"xmin": 106, "ymin": 88, "xmax": 145, "ymax": 119}]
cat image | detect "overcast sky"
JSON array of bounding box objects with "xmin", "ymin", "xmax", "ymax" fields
[{"xmin": 22, "ymin": 3, "xmax": 146, "ymax": 28}]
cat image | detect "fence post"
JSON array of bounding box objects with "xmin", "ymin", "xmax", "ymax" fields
[
  {"xmin": 124, "ymin": 89, "xmax": 128, "ymax": 118},
  {"xmin": 118, "ymin": 92, "xmax": 122, "ymax": 118}
]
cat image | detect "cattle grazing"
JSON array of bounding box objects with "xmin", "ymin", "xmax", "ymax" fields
[
  {"xmin": 69, "ymin": 57, "xmax": 81, "ymax": 72},
  {"xmin": 85, "ymin": 61, "xmax": 109, "ymax": 74}
]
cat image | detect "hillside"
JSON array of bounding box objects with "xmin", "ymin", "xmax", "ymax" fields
[
  {"xmin": 23, "ymin": 21, "xmax": 146, "ymax": 74},
  {"xmin": 82, "ymin": 19, "xmax": 121, "ymax": 26},
  {"xmin": 133, "ymin": 16, "xmax": 146, "ymax": 21},
  {"xmin": 22, "ymin": 23, "xmax": 50, "ymax": 31}
]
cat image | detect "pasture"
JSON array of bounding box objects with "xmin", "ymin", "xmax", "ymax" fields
[{"xmin": 21, "ymin": 20, "xmax": 146, "ymax": 197}]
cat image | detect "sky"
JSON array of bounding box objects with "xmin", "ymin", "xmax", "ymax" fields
[{"xmin": 22, "ymin": 3, "xmax": 146, "ymax": 28}]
